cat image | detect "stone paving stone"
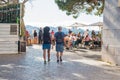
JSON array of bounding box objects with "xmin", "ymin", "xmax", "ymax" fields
[{"xmin": 0, "ymin": 45, "xmax": 120, "ymax": 80}]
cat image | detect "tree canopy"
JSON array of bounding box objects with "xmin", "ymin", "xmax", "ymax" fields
[{"xmin": 55, "ymin": 0, "xmax": 104, "ymax": 18}]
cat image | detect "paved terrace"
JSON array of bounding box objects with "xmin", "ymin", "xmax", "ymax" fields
[{"xmin": 0, "ymin": 45, "xmax": 120, "ymax": 80}]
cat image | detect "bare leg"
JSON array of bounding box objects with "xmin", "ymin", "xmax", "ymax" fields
[
  {"xmin": 47, "ymin": 49, "xmax": 50, "ymax": 62},
  {"xmin": 60, "ymin": 52, "xmax": 63, "ymax": 62},
  {"xmin": 34, "ymin": 38, "xmax": 35, "ymax": 44},
  {"xmin": 56, "ymin": 52, "xmax": 59, "ymax": 62},
  {"xmin": 43, "ymin": 49, "xmax": 46, "ymax": 64}
]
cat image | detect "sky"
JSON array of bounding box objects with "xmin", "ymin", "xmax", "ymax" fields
[{"xmin": 24, "ymin": 0, "xmax": 103, "ymax": 28}]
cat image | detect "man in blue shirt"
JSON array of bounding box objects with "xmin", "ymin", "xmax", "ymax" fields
[{"xmin": 54, "ymin": 26, "xmax": 65, "ymax": 63}]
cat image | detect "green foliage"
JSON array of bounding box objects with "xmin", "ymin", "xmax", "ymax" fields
[
  {"xmin": 0, "ymin": 4, "xmax": 20, "ymax": 23},
  {"xmin": 55, "ymin": 0, "xmax": 104, "ymax": 18}
]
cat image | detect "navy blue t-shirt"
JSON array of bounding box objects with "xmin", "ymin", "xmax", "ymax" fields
[{"xmin": 55, "ymin": 32, "xmax": 65, "ymax": 44}]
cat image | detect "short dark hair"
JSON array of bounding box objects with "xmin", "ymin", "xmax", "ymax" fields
[{"xmin": 58, "ymin": 26, "xmax": 62, "ymax": 30}]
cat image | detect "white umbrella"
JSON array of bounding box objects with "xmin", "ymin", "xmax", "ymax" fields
[
  {"xmin": 67, "ymin": 22, "xmax": 87, "ymax": 34},
  {"xmin": 88, "ymin": 22, "xmax": 103, "ymax": 31},
  {"xmin": 68, "ymin": 22, "xmax": 87, "ymax": 28},
  {"xmin": 88, "ymin": 22, "xmax": 103, "ymax": 27}
]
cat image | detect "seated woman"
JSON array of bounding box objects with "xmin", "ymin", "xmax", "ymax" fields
[
  {"xmin": 75, "ymin": 33, "xmax": 83, "ymax": 48},
  {"xmin": 83, "ymin": 34, "xmax": 91, "ymax": 49}
]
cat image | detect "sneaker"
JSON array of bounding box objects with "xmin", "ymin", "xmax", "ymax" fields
[
  {"xmin": 60, "ymin": 57, "xmax": 62, "ymax": 62},
  {"xmin": 44, "ymin": 61, "xmax": 46, "ymax": 64},
  {"xmin": 66, "ymin": 47, "xmax": 69, "ymax": 50},
  {"xmin": 60, "ymin": 59, "xmax": 62, "ymax": 62},
  {"xmin": 57, "ymin": 60, "xmax": 59, "ymax": 63},
  {"xmin": 48, "ymin": 59, "xmax": 50, "ymax": 62}
]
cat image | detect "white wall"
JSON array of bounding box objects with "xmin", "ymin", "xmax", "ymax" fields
[
  {"xmin": 102, "ymin": 0, "xmax": 120, "ymax": 66},
  {"xmin": 0, "ymin": 24, "xmax": 19, "ymax": 54}
]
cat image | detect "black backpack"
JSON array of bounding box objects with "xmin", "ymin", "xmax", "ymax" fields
[
  {"xmin": 43, "ymin": 33, "xmax": 51, "ymax": 44},
  {"xmin": 43, "ymin": 27, "xmax": 51, "ymax": 44}
]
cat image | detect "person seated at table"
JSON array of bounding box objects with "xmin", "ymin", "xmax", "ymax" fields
[{"xmin": 83, "ymin": 34, "xmax": 91, "ymax": 49}]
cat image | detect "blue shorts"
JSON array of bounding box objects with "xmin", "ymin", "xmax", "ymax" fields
[
  {"xmin": 56, "ymin": 44, "xmax": 64, "ymax": 52},
  {"xmin": 42, "ymin": 44, "xmax": 51, "ymax": 50}
]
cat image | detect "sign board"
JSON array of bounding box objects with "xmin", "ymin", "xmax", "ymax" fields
[{"xmin": 10, "ymin": 25, "xmax": 17, "ymax": 35}]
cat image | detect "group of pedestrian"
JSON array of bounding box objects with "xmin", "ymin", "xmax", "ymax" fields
[
  {"xmin": 26, "ymin": 27, "xmax": 101, "ymax": 64},
  {"xmin": 42, "ymin": 26, "xmax": 65, "ymax": 64}
]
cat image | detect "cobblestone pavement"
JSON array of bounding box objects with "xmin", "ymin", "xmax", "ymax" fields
[{"xmin": 0, "ymin": 45, "xmax": 120, "ymax": 80}]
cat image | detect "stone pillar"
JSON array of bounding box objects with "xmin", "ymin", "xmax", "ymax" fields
[{"xmin": 102, "ymin": 0, "xmax": 120, "ymax": 66}]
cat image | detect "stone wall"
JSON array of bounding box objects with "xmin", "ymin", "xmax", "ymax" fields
[
  {"xmin": 102, "ymin": 0, "xmax": 120, "ymax": 66},
  {"xmin": 0, "ymin": 24, "xmax": 19, "ymax": 54}
]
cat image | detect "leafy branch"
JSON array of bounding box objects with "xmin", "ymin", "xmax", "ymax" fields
[{"xmin": 55, "ymin": 0, "xmax": 105, "ymax": 18}]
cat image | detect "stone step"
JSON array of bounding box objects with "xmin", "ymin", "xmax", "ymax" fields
[
  {"xmin": 0, "ymin": 31, "xmax": 18, "ymax": 35},
  {"xmin": 0, "ymin": 44, "xmax": 18, "ymax": 48},
  {"xmin": 0, "ymin": 26, "xmax": 10, "ymax": 29},
  {"xmin": 0, "ymin": 47, "xmax": 18, "ymax": 52},
  {"xmin": 0, "ymin": 41, "xmax": 17, "ymax": 44},
  {"xmin": 0, "ymin": 35, "xmax": 19, "ymax": 41},
  {"xmin": 0, "ymin": 40, "xmax": 18, "ymax": 45},
  {"xmin": 0, "ymin": 24, "xmax": 19, "ymax": 54},
  {"xmin": 0, "ymin": 41, "xmax": 18, "ymax": 54},
  {"xmin": 0, "ymin": 26, "xmax": 10, "ymax": 32},
  {"xmin": 0, "ymin": 35, "xmax": 18, "ymax": 38},
  {"xmin": 0, "ymin": 29, "xmax": 10, "ymax": 32},
  {"xmin": 0, "ymin": 51, "xmax": 18, "ymax": 54},
  {"xmin": 0, "ymin": 38, "xmax": 19, "ymax": 41}
]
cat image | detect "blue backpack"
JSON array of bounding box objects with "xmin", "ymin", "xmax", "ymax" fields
[{"xmin": 56, "ymin": 32, "xmax": 64, "ymax": 44}]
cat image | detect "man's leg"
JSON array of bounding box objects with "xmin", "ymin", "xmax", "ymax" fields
[
  {"xmin": 56, "ymin": 52, "xmax": 59, "ymax": 62},
  {"xmin": 60, "ymin": 44, "xmax": 64, "ymax": 62},
  {"xmin": 60, "ymin": 52, "xmax": 63, "ymax": 62},
  {"xmin": 56, "ymin": 44, "xmax": 59, "ymax": 62}
]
